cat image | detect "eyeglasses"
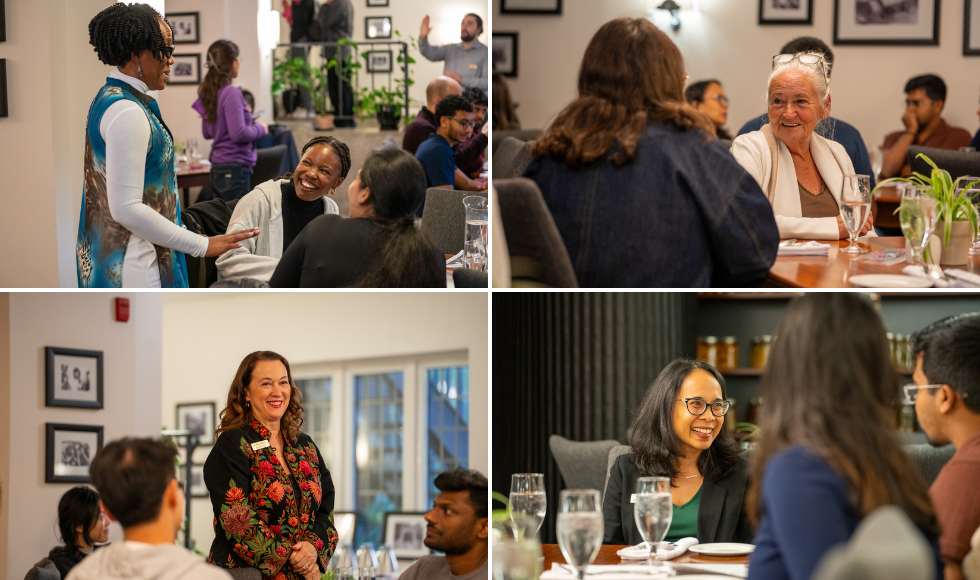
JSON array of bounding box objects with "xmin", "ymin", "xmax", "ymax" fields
[
  {"xmin": 712, "ymin": 94, "xmax": 729, "ymax": 106},
  {"xmin": 903, "ymin": 384, "xmax": 944, "ymax": 404},
  {"xmin": 676, "ymin": 398, "xmax": 731, "ymax": 417},
  {"xmin": 157, "ymin": 45, "xmax": 175, "ymax": 60},
  {"xmin": 444, "ymin": 116, "xmax": 473, "ymax": 129},
  {"xmin": 772, "ymin": 53, "xmax": 828, "ymax": 82}
]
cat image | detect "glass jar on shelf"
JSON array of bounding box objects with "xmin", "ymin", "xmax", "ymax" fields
[
  {"xmin": 886, "ymin": 332, "xmax": 896, "ymax": 366},
  {"xmin": 751, "ymin": 335, "xmax": 773, "ymax": 368},
  {"xmin": 719, "ymin": 336, "xmax": 738, "ymax": 370},
  {"xmin": 699, "ymin": 336, "xmax": 719, "ymax": 366}
]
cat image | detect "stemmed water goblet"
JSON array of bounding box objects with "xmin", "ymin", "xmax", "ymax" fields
[
  {"xmin": 633, "ymin": 476, "xmax": 672, "ymax": 571},
  {"xmin": 509, "ymin": 473, "xmax": 546, "ymax": 540},
  {"xmin": 556, "ymin": 489, "xmax": 603, "ymax": 580}
]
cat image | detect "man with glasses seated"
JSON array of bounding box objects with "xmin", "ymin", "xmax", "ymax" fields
[
  {"xmin": 67, "ymin": 438, "xmax": 231, "ymax": 580},
  {"xmin": 414, "ymin": 94, "xmax": 487, "ymax": 215},
  {"xmin": 909, "ymin": 313, "xmax": 980, "ymax": 580}
]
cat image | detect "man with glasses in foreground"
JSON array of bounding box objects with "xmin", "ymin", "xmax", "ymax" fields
[
  {"xmin": 414, "ymin": 94, "xmax": 487, "ymax": 214},
  {"xmin": 67, "ymin": 438, "xmax": 231, "ymax": 580},
  {"xmin": 909, "ymin": 313, "xmax": 980, "ymax": 580}
]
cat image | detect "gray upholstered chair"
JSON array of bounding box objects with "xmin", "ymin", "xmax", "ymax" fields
[
  {"xmin": 903, "ymin": 443, "xmax": 956, "ymax": 486},
  {"xmin": 549, "ymin": 435, "xmax": 621, "ymax": 501},
  {"xmin": 228, "ymin": 567, "xmax": 263, "ymax": 580},
  {"xmin": 812, "ymin": 505, "xmax": 936, "ymax": 580},
  {"xmin": 494, "ymin": 178, "xmax": 578, "ymax": 288},
  {"xmin": 23, "ymin": 558, "xmax": 59, "ymax": 580},
  {"xmin": 420, "ymin": 188, "xmax": 488, "ymax": 256},
  {"xmin": 492, "ymin": 129, "xmax": 542, "ymax": 153},
  {"xmin": 453, "ymin": 268, "xmax": 488, "ymax": 288},
  {"xmin": 908, "ymin": 145, "xmax": 980, "ymax": 181},
  {"xmin": 603, "ymin": 444, "xmax": 631, "ymax": 505},
  {"xmin": 493, "ymin": 137, "xmax": 534, "ymax": 179},
  {"xmin": 251, "ymin": 144, "xmax": 288, "ymax": 189}
]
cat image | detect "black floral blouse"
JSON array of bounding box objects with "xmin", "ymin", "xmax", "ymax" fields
[{"xmin": 204, "ymin": 418, "xmax": 338, "ymax": 580}]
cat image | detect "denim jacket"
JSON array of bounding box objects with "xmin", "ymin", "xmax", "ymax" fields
[{"xmin": 523, "ymin": 123, "xmax": 779, "ymax": 287}]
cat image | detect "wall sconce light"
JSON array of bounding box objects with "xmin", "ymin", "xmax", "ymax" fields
[{"xmin": 657, "ymin": 0, "xmax": 682, "ymax": 32}]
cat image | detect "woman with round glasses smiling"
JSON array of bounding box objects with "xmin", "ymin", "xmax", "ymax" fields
[{"xmin": 603, "ymin": 359, "xmax": 751, "ymax": 547}]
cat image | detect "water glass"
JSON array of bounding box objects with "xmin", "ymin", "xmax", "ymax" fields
[
  {"xmin": 557, "ymin": 489, "xmax": 603, "ymax": 580},
  {"xmin": 840, "ymin": 174, "xmax": 872, "ymax": 254},
  {"xmin": 899, "ymin": 184, "xmax": 938, "ymax": 267},
  {"xmin": 510, "ymin": 473, "xmax": 546, "ymax": 540},
  {"xmin": 633, "ymin": 476, "xmax": 672, "ymax": 570},
  {"xmin": 464, "ymin": 240, "xmax": 487, "ymax": 271},
  {"xmin": 328, "ymin": 543, "xmax": 358, "ymax": 579},
  {"xmin": 955, "ymin": 177, "xmax": 980, "ymax": 255},
  {"xmin": 492, "ymin": 535, "xmax": 542, "ymax": 580},
  {"xmin": 463, "ymin": 195, "xmax": 489, "ymax": 252},
  {"xmin": 960, "ymin": 147, "xmax": 977, "ymax": 153}
]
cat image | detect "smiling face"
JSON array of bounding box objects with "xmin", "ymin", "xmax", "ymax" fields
[
  {"xmin": 423, "ymin": 490, "xmax": 486, "ymax": 554},
  {"xmin": 77, "ymin": 506, "xmax": 110, "ymax": 547},
  {"xmin": 768, "ymin": 70, "xmax": 828, "ymax": 149},
  {"xmin": 671, "ymin": 369, "xmax": 725, "ymax": 459},
  {"xmin": 245, "ymin": 360, "xmax": 292, "ymax": 427},
  {"xmin": 696, "ymin": 82, "xmax": 728, "ymax": 128},
  {"xmin": 137, "ymin": 19, "xmax": 175, "ymax": 91},
  {"xmin": 293, "ymin": 145, "xmax": 345, "ymax": 202},
  {"xmin": 440, "ymin": 111, "xmax": 473, "ymax": 145}
]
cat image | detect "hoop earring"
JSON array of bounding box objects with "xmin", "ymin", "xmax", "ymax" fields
[
  {"xmin": 246, "ymin": 400, "xmax": 250, "ymax": 408},
  {"xmin": 330, "ymin": 188, "xmax": 336, "ymax": 195},
  {"xmin": 137, "ymin": 64, "xmax": 143, "ymax": 77}
]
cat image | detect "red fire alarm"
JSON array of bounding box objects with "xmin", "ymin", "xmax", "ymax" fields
[{"xmin": 115, "ymin": 297, "xmax": 130, "ymax": 322}]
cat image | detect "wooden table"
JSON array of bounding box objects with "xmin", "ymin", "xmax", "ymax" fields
[
  {"xmin": 767, "ymin": 236, "xmax": 980, "ymax": 288},
  {"xmin": 542, "ymin": 544, "xmax": 749, "ymax": 569},
  {"xmin": 176, "ymin": 164, "xmax": 210, "ymax": 208},
  {"xmin": 873, "ymin": 186, "xmax": 902, "ymax": 230}
]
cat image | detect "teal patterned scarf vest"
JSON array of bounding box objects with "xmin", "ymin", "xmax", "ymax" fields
[{"xmin": 76, "ymin": 78, "xmax": 189, "ymax": 288}]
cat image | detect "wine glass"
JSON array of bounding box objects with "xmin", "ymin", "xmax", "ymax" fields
[
  {"xmin": 633, "ymin": 476, "xmax": 672, "ymax": 571},
  {"xmin": 509, "ymin": 473, "xmax": 546, "ymax": 540},
  {"xmin": 899, "ymin": 184, "xmax": 938, "ymax": 267},
  {"xmin": 556, "ymin": 489, "xmax": 603, "ymax": 580},
  {"xmin": 954, "ymin": 177, "xmax": 980, "ymax": 256},
  {"xmin": 840, "ymin": 174, "xmax": 872, "ymax": 254}
]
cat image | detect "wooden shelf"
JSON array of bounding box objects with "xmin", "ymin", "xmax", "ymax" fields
[
  {"xmin": 698, "ymin": 292, "xmax": 799, "ymax": 300},
  {"xmin": 720, "ymin": 367, "xmax": 913, "ymax": 377}
]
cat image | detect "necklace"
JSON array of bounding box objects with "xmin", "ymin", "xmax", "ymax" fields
[{"xmin": 684, "ymin": 474, "xmax": 701, "ymax": 479}]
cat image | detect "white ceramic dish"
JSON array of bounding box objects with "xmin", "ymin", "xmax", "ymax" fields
[
  {"xmin": 687, "ymin": 543, "xmax": 756, "ymax": 556},
  {"xmin": 848, "ymin": 274, "xmax": 932, "ymax": 288}
]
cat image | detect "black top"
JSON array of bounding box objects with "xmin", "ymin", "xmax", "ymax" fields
[
  {"xmin": 47, "ymin": 545, "xmax": 102, "ymax": 578},
  {"xmin": 289, "ymin": 0, "xmax": 316, "ymax": 43},
  {"xmin": 603, "ymin": 452, "xmax": 753, "ymax": 545},
  {"xmin": 280, "ymin": 181, "xmax": 326, "ymax": 252}
]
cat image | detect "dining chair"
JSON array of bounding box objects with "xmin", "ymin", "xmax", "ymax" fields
[
  {"xmin": 492, "ymin": 129, "xmax": 542, "ymax": 153},
  {"xmin": 250, "ymin": 144, "xmax": 288, "ymax": 190},
  {"xmin": 492, "ymin": 137, "xmax": 534, "ymax": 179},
  {"xmin": 603, "ymin": 444, "xmax": 631, "ymax": 506},
  {"xmin": 908, "ymin": 145, "xmax": 980, "ymax": 181},
  {"xmin": 494, "ymin": 178, "xmax": 578, "ymax": 288},
  {"xmin": 902, "ymin": 443, "xmax": 956, "ymax": 487},
  {"xmin": 333, "ymin": 511, "xmax": 357, "ymax": 545},
  {"xmin": 452, "ymin": 268, "xmax": 489, "ymax": 288},
  {"xmin": 549, "ymin": 435, "xmax": 622, "ymax": 503},
  {"xmin": 23, "ymin": 558, "xmax": 59, "ymax": 580},
  {"xmin": 420, "ymin": 188, "xmax": 488, "ymax": 256}
]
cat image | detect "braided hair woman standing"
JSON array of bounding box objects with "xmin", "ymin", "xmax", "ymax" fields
[
  {"xmin": 192, "ymin": 40, "xmax": 268, "ymax": 201},
  {"xmin": 216, "ymin": 136, "xmax": 350, "ymax": 283}
]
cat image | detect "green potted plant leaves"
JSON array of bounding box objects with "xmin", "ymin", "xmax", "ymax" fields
[
  {"xmin": 311, "ymin": 62, "xmax": 335, "ymax": 130},
  {"xmin": 272, "ymin": 57, "xmax": 313, "ymax": 117}
]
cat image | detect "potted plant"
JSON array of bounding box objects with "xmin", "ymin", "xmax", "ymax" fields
[
  {"xmin": 311, "ymin": 62, "xmax": 335, "ymax": 130},
  {"xmin": 353, "ymin": 31, "xmax": 418, "ymax": 130},
  {"xmin": 272, "ymin": 56, "xmax": 312, "ymax": 117},
  {"xmin": 872, "ymin": 153, "xmax": 980, "ymax": 266}
]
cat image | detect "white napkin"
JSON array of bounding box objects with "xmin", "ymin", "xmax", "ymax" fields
[
  {"xmin": 666, "ymin": 562, "xmax": 749, "ymax": 578},
  {"xmin": 777, "ymin": 241, "xmax": 830, "ymax": 256},
  {"xmin": 617, "ymin": 538, "xmax": 698, "ymax": 560},
  {"xmin": 540, "ymin": 563, "xmax": 669, "ymax": 579},
  {"xmin": 944, "ymin": 269, "xmax": 980, "ymax": 287}
]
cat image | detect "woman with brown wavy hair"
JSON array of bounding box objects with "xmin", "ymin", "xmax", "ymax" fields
[
  {"xmin": 746, "ymin": 294, "xmax": 942, "ymax": 580},
  {"xmin": 204, "ymin": 351, "xmax": 337, "ymax": 580},
  {"xmin": 523, "ymin": 18, "xmax": 778, "ymax": 288}
]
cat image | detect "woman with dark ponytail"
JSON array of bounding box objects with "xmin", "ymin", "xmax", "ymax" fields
[
  {"xmin": 46, "ymin": 487, "xmax": 110, "ymax": 578},
  {"xmin": 269, "ymin": 148, "xmax": 445, "ymax": 287},
  {"xmin": 192, "ymin": 39, "xmax": 268, "ymax": 201}
]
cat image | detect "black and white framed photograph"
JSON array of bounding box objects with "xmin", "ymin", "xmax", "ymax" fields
[
  {"xmin": 188, "ymin": 464, "xmax": 208, "ymax": 497},
  {"xmin": 365, "ymin": 50, "xmax": 392, "ymax": 73},
  {"xmin": 383, "ymin": 512, "xmax": 430, "ymax": 559},
  {"xmin": 334, "ymin": 511, "xmax": 357, "ymax": 544},
  {"xmin": 492, "ymin": 33, "xmax": 518, "ymax": 78},
  {"xmin": 45, "ymin": 347, "xmax": 103, "ymax": 409},
  {"xmin": 176, "ymin": 402, "xmax": 215, "ymax": 446},
  {"xmin": 759, "ymin": 0, "xmax": 813, "ymax": 25},
  {"xmin": 0, "ymin": 59, "xmax": 7, "ymax": 117},
  {"xmin": 834, "ymin": 0, "xmax": 939, "ymax": 45},
  {"xmin": 966, "ymin": 0, "xmax": 980, "ymax": 55},
  {"xmin": 46, "ymin": 423, "xmax": 103, "ymax": 484},
  {"xmin": 365, "ymin": 16, "xmax": 392, "ymax": 39},
  {"xmin": 501, "ymin": 0, "xmax": 562, "ymax": 15},
  {"xmin": 167, "ymin": 12, "xmax": 199, "ymax": 44},
  {"xmin": 169, "ymin": 54, "xmax": 201, "ymax": 85},
  {"xmin": 1, "ymin": 0, "xmax": 6, "ymax": 42},
  {"xmin": 366, "ymin": 0, "xmax": 389, "ymax": 6}
]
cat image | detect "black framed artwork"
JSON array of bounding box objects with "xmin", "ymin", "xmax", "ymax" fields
[
  {"xmin": 176, "ymin": 401, "xmax": 216, "ymax": 446},
  {"xmin": 0, "ymin": 59, "xmax": 7, "ymax": 118},
  {"xmin": 759, "ymin": 0, "xmax": 813, "ymax": 25},
  {"xmin": 501, "ymin": 0, "xmax": 562, "ymax": 15},
  {"xmin": 383, "ymin": 512, "xmax": 431, "ymax": 559},
  {"xmin": 167, "ymin": 12, "xmax": 200, "ymax": 44},
  {"xmin": 833, "ymin": 0, "xmax": 940, "ymax": 46},
  {"xmin": 46, "ymin": 423, "xmax": 104, "ymax": 484},
  {"xmin": 492, "ymin": 32, "xmax": 518, "ymax": 78},
  {"xmin": 966, "ymin": 0, "xmax": 980, "ymax": 55},
  {"xmin": 365, "ymin": 16, "xmax": 392, "ymax": 39},
  {"xmin": 365, "ymin": 50, "xmax": 393, "ymax": 73},
  {"xmin": 169, "ymin": 54, "xmax": 201, "ymax": 85},
  {"xmin": 366, "ymin": 0, "xmax": 389, "ymax": 6},
  {"xmin": 45, "ymin": 347, "xmax": 104, "ymax": 409},
  {"xmin": 0, "ymin": 0, "xmax": 6, "ymax": 42}
]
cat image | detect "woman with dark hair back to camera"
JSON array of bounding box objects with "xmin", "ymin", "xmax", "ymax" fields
[
  {"xmin": 269, "ymin": 148, "xmax": 445, "ymax": 287},
  {"xmin": 524, "ymin": 18, "xmax": 778, "ymax": 288},
  {"xmin": 604, "ymin": 359, "xmax": 751, "ymax": 546},
  {"xmin": 747, "ymin": 293, "xmax": 942, "ymax": 580},
  {"xmin": 46, "ymin": 486, "xmax": 111, "ymax": 578},
  {"xmin": 192, "ymin": 40, "xmax": 268, "ymax": 201}
]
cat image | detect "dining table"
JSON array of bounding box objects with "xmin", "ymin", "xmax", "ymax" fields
[
  {"xmin": 175, "ymin": 162, "xmax": 211, "ymax": 209},
  {"xmin": 541, "ymin": 544, "xmax": 749, "ymax": 575},
  {"xmin": 767, "ymin": 236, "xmax": 980, "ymax": 288}
]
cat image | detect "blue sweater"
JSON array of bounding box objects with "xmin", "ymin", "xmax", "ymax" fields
[{"xmin": 748, "ymin": 445, "xmax": 942, "ymax": 580}]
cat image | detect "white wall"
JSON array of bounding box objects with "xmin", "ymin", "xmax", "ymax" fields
[
  {"xmin": 495, "ymin": 0, "xmax": 980, "ymax": 151},
  {"xmin": 0, "ymin": 292, "xmax": 163, "ymax": 580},
  {"xmin": 160, "ymin": 292, "xmax": 489, "ymax": 553}
]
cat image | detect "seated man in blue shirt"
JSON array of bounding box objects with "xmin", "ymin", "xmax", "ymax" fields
[{"xmin": 415, "ymin": 94, "xmax": 487, "ymax": 216}]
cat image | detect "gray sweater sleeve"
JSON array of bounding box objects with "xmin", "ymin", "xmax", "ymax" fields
[{"xmin": 418, "ymin": 36, "xmax": 447, "ymax": 62}]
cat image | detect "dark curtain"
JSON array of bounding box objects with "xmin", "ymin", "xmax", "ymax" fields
[{"xmin": 492, "ymin": 292, "xmax": 696, "ymax": 543}]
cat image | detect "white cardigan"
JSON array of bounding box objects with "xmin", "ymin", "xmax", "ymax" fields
[{"xmin": 731, "ymin": 129, "xmax": 874, "ymax": 240}]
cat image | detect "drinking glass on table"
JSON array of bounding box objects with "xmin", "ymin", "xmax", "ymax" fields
[
  {"xmin": 464, "ymin": 240, "xmax": 487, "ymax": 271},
  {"xmin": 960, "ymin": 147, "xmax": 977, "ymax": 153},
  {"xmin": 556, "ymin": 489, "xmax": 603, "ymax": 580},
  {"xmin": 899, "ymin": 184, "xmax": 938, "ymax": 267},
  {"xmin": 510, "ymin": 473, "xmax": 546, "ymax": 540},
  {"xmin": 840, "ymin": 174, "xmax": 872, "ymax": 254},
  {"xmin": 633, "ymin": 476, "xmax": 672, "ymax": 571},
  {"xmin": 954, "ymin": 177, "xmax": 980, "ymax": 256}
]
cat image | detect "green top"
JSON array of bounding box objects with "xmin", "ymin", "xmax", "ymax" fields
[{"xmin": 664, "ymin": 486, "xmax": 701, "ymax": 542}]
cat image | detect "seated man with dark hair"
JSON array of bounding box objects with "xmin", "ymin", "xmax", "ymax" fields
[
  {"xmin": 415, "ymin": 94, "xmax": 487, "ymax": 214},
  {"xmin": 910, "ymin": 313, "xmax": 980, "ymax": 580},
  {"xmin": 457, "ymin": 87, "xmax": 489, "ymax": 177},
  {"xmin": 67, "ymin": 438, "xmax": 231, "ymax": 580},
  {"xmin": 399, "ymin": 467, "xmax": 488, "ymax": 580}
]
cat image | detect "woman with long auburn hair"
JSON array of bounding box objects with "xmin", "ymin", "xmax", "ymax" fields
[
  {"xmin": 746, "ymin": 294, "xmax": 942, "ymax": 580},
  {"xmin": 204, "ymin": 351, "xmax": 337, "ymax": 580},
  {"xmin": 523, "ymin": 18, "xmax": 779, "ymax": 288}
]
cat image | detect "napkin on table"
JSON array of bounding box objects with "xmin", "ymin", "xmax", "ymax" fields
[
  {"xmin": 617, "ymin": 537, "xmax": 698, "ymax": 560},
  {"xmin": 540, "ymin": 563, "xmax": 669, "ymax": 579},
  {"xmin": 777, "ymin": 241, "xmax": 830, "ymax": 256}
]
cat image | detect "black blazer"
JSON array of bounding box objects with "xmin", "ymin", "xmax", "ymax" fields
[{"xmin": 602, "ymin": 452, "xmax": 753, "ymax": 545}]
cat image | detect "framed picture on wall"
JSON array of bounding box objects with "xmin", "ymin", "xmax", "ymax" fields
[
  {"xmin": 759, "ymin": 0, "xmax": 813, "ymax": 25},
  {"xmin": 383, "ymin": 512, "xmax": 431, "ymax": 559},
  {"xmin": 0, "ymin": 59, "xmax": 7, "ymax": 117},
  {"xmin": 833, "ymin": 0, "xmax": 939, "ymax": 46},
  {"xmin": 45, "ymin": 347, "xmax": 104, "ymax": 409},
  {"xmin": 365, "ymin": 50, "xmax": 393, "ymax": 72},
  {"xmin": 46, "ymin": 423, "xmax": 103, "ymax": 484},
  {"xmin": 167, "ymin": 12, "xmax": 199, "ymax": 44},
  {"xmin": 1, "ymin": 0, "xmax": 6, "ymax": 42},
  {"xmin": 176, "ymin": 401, "xmax": 215, "ymax": 446},
  {"xmin": 492, "ymin": 32, "xmax": 518, "ymax": 78},
  {"xmin": 366, "ymin": 0, "xmax": 389, "ymax": 6},
  {"xmin": 189, "ymin": 464, "xmax": 208, "ymax": 497},
  {"xmin": 501, "ymin": 0, "xmax": 562, "ymax": 15},
  {"xmin": 966, "ymin": 0, "xmax": 980, "ymax": 55},
  {"xmin": 169, "ymin": 54, "xmax": 201, "ymax": 85},
  {"xmin": 365, "ymin": 16, "xmax": 392, "ymax": 39}
]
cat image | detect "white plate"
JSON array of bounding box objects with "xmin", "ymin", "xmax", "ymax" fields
[
  {"xmin": 848, "ymin": 274, "xmax": 932, "ymax": 288},
  {"xmin": 687, "ymin": 543, "xmax": 756, "ymax": 556}
]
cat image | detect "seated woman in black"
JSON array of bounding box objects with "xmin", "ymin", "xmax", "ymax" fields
[
  {"xmin": 604, "ymin": 359, "xmax": 752, "ymax": 545},
  {"xmin": 47, "ymin": 486, "xmax": 110, "ymax": 578},
  {"xmin": 269, "ymin": 148, "xmax": 445, "ymax": 287}
]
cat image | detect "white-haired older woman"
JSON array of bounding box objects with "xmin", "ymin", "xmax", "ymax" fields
[{"xmin": 731, "ymin": 52, "xmax": 875, "ymax": 240}]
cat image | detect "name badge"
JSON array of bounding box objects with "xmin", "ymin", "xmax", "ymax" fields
[
  {"xmin": 469, "ymin": 64, "xmax": 478, "ymax": 69},
  {"xmin": 251, "ymin": 440, "xmax": 271, "ymax": 451},
  {"xmin": 630, "ymin": 494, "xmax": 636, "ymax": 504}
]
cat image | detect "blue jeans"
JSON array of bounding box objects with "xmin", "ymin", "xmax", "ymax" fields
[{"xmin": 210, "ymin": 162, "xmax": 252, "ymax": 201}]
